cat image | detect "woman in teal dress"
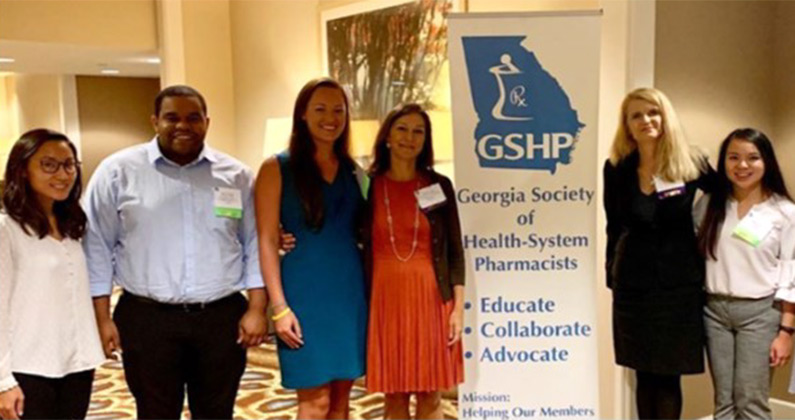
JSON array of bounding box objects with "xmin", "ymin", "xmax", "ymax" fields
[{"xmin": 254, "ymin": 78, "xmax": 367, "ymax": 419}]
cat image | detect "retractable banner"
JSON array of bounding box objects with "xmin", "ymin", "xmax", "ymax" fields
[{"xmin": 449, "ymin": 11, "xmax": 602, "ymax": 420}]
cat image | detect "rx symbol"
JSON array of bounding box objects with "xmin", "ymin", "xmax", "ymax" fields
[{"xmin": 509, "ymin": 86, "xmax": 528, "ymax": 107}]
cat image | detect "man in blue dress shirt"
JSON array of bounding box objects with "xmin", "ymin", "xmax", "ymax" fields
[{"xmin": 83, "ymin": 85, "xmax": 267, "ymax": 419}]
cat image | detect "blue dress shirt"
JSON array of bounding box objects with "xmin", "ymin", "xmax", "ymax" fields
[{"xmin": 83, "ymin": 138, "xmax": 263, "ymax": 303}]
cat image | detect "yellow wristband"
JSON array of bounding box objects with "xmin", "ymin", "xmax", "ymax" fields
[{"xmin": 272, "ymin": 307, "xmax": 291, "ymax": 321}]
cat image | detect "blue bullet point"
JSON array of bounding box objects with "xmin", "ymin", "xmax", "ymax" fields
[
  {"xmin": 464, "ymin": 327, "xmax": 472, "ymax": 334},
  {"xmin": 465, "ymin": 351, "xmax": 473, "ymax": 359},
  {"xmin": 464, "ymin": 302, "xmax": 472, "ymax": 310}
]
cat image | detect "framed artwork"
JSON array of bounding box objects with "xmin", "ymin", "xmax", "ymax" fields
[{"xmin": 321, "ymin": 0, "xmax": 461, "ymax": 121}]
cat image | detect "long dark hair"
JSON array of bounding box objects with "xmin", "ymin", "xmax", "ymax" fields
[
  {"xmin": 2, "ymin": 129, "xmax": 87, "ymax": 239},
  {"xmin": 698, "ymin": 128, "xmax": 792, "ymax": 259},
  {"xmin": 288, "ymin": 78, "xmax": 354, "ymax": 230},
  {"xmin": 368, "ymin": 103, "xmax": 435, "ymax": 176}
]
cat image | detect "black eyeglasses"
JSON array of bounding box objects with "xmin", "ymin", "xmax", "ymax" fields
[{"xmin": 39, "ymin": 157, "xmax": 80, "ymax": 174}]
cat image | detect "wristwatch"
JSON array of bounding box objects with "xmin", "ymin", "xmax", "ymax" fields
[{"xmin": 779, "ymin": 325, "xmax": 795, "ymax": 335}]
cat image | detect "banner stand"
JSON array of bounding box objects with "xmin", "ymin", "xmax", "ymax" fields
[{"xmin": 449, "ymin": 11, "xmax": 602, "ymax": 419}]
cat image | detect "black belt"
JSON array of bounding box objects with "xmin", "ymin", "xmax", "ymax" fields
[{"xmin": 121, "ymin": 291, "xmax": 240, "ymax": 313}]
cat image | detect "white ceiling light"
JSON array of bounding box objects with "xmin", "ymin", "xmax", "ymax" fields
[
  {"xmin": 144, "ymin": 57, "xmax": 161, "ymax": 64},
  {"xmin": 0, "ymin": 57, "xmax": 15, "ymax": 63},
  {"xmin": 101, "ymin": 68, "xmax": 120, "ymax": 75}
]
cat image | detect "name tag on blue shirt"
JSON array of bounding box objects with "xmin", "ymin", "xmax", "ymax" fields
[{"xmin": 214, "ymin": 187, "xmax": 243, "ymax": 219}]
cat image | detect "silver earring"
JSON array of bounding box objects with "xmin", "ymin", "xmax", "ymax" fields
[{"xmin": 386, "ymin": 143, "xmax": 391, "ymax": 148}]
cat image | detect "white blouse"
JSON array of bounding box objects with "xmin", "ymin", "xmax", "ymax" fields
[
  {"xmin": 0, "ymin": 214, "xmax": 105, "ymax": 392},
  {"xmin": 705, "ymin": 195, "xmax": 795, "ymax": 301}
]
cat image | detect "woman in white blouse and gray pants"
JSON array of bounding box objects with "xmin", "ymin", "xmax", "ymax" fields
[
  {"xmin": 697, "ymin": 128, "xmax": 795, "ymax": 420},
  {"xmin": 0, "ymin": 129, "xmax": 105, "ymax": 420}
]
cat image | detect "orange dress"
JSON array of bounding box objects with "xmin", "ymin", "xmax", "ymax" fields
[{"xmin": 366, "ymin": 175, "xmax": 464, "ymax": 394}]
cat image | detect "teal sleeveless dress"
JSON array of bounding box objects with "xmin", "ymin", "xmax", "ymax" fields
[{"xmin": 276, "ymin": 153, "xmax": 367, "ymax": 389}]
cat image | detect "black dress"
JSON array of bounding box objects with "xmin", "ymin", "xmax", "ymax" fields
[{"xmin": 603, "ymin": 152, "xmax": 715, "ymax": 375}]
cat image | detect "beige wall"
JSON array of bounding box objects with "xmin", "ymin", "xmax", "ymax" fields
[
  {"xmin": 773, "ymin": 1, "xmax": 795, "ymax": 192},
  {"xmin": 156, "ymin": 0, "xmax": 237, "ymax": 157},
  {"xmin": 13, "ymin": 74, "xmax": 64, "ymax": 133},
  {"xmin": 0, "ymin": 77, "xmax": 18, "ymax": 144},
  {"xmin": 655, "ymin": 1, "xmax": 775, "ymax": 417},
  {"xmin": 656, "ymin": 0, "xmax": 795, "ymax": 416},
  {"xmin": 76, "ymin": 76, "xmax": 160, "ymax": 184},
  {"xmin": 655, "ymin": 0, "xmax": 776, "ymax": 163},
  {"xmin": 230, "ymin": 0, "xmax": 321, "ymax": 170},
  {"xmin": 0, "ymin": 76, "xmax": 19, "ymax": 174},
  {"xmin": 468, "ymin": 0, "xmax": 597, "ymax": 12},
  {"xmin": 771, "ymin": 0, "xmax": 795, "ymax": 403},
  {"xmin": 0, "ymin": 0, "xmax": 156, "ymax": 50},
  {"xmin": 597, "ymin": 1, "xmax": 632, "ymax": 417},
  {"xmin": 180, "ymin": 0, "xmax": 237, "ymax": 157},
  {"xmin": 0, "ymin": 74, "xmax": 85, "ymax": 178}
]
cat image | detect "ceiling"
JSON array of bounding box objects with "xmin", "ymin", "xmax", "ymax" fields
[{"xmin": 0, "ymin": 39, "xmax": 160, "ymax": 78}]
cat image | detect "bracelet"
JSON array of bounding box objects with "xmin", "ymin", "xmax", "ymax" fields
[
  {"xmin": 779, "ymin": 325, "xmax": 795, "ymax": 335},
  {"xmin": 272, "ymin": 307, "xmax": 291, "ymax": 321}
]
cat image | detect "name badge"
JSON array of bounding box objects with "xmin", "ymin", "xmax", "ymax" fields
[
  {"xmin": 214, "ymin": 187, "xmax": 243, "ymax": 219},
  {"xmin": 732, "ymin": 209, "xmax": 774, "ymax": 247},
  {"xmin": 415, "ymin": 183, "xmax": 446, "ymax": 211},
  {"xmin": 653, "ymin": 176, "xmax": 686, "ymax": 199}
]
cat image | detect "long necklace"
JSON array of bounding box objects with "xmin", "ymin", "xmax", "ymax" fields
[{"xmin": 383, "ymin": 178, "xmax": 420, "ymax": 262}]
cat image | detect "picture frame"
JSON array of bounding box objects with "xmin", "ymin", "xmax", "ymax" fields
[
  {"xmin": 321, "ymin": 0, "xmax": 462, "ymax": 121},
  {"xmin": 320, "ymin": 0, "xmax": 462, "ymax": 177}
]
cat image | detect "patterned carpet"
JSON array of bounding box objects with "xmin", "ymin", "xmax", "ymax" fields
[{"xmin": 85, "ymin": 336, "xmax": 459, "ymax": 419}]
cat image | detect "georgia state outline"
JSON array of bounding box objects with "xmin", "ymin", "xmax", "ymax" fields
[{"xmin": 462, "ymin": 36, "xmax": 584, "ymax": 173}]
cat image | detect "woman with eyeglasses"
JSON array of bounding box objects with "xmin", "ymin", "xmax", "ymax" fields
[{"xmin": 0, "ymin": 129, "xmax": 105, "ymax": 420}]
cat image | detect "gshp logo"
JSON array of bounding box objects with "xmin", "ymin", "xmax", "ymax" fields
[{"xmin": 462, "ymin": 36, "xmax": 584, "ymax": 173}]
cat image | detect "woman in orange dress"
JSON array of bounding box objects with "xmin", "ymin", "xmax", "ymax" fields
[{"xmin": 363, "ymin": 103, "xmax": 465, "ymax": 419}]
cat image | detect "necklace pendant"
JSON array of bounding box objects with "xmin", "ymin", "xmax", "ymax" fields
[{"xmin": 383, "ymin": 178, "xmax": 421, "ymax": 263}]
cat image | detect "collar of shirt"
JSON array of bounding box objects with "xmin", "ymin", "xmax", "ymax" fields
[{"xmin": 144, "ymin": 137, "xmax": 219, "ymax": 168}]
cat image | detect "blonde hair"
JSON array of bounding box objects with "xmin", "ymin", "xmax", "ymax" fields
[{"xmin": 609, "ymin": 87, "xmax": 704, "ymax": 182}]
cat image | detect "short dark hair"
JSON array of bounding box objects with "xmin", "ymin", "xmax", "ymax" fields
[
  {"xmin": 154, "ymin": 85, "xmax": 208, "ymax": 117},
  {"xmin": 369, "ymin": 103, "xmax": 435, "ymax": 176},
  {"xmin": 2, "ymin": 128, "xmax": 86, "ymax": 239}
]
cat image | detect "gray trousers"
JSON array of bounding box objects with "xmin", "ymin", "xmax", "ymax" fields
[{"xmin": 705, "ymin": 294, "xmax": 780, "ymax": 420}]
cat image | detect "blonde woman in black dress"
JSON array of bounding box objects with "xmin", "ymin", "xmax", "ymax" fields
[{"xmin": 603, "ymin": 88, "xmax": 714, "ymax": 419}]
